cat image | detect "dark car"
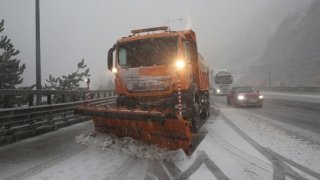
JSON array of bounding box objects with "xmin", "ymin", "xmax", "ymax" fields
[{"xmin": 227, "ymin": 87, "xmax": 263, "ymax": 107}]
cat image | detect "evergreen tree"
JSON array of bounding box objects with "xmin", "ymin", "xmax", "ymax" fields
[
  {"xmin": 45, "ymin": 59, "xmax": 90, "ymax": 103},
  {"xmin": 45, "ymin": 58, "xmax": 90, "ymax": 90},
  {"xmin": 0, "ymin": 19, "xmax": 26, "ymax": 89}
]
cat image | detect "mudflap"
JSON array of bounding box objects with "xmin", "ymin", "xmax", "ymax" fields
[{"xmin": 75, "ymin": 105, "xmax": 192, "ymax": 154}]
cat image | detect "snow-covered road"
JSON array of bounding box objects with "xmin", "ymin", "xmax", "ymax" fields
[
  {"xmin": 261, "ymin": 91, "xmax": 320, "ymax": 104},
  {"xmin": 1, "ymin": 94, "xmax": 320, "ymax": 180}
]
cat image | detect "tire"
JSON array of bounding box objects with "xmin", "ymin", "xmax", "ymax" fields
[
  {"xmin": 227, "ymin": 98, "xmax": 230, "ymax": 106},
  {"xmin": 257, "ymin": 104, "xmax": 263, "ymax": 108},
  {"xmin": 116, "ymin": 96, "xmax": 124, "ymax": 107},
  {"xmin": 117, "ymin": 96, "xmax": 137, "ymax": 108},
  {"xmin": 206, "ymin": 94, "xmax": 211, "ymax": 118},
  {"xmin": 200, "ymin": 92, "xmax": 210, "ymax": 119},
  {"xmin": 191, "ymin": 103, "xmax": 200, "ymax": 133}
]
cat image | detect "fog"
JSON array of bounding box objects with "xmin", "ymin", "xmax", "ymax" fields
[{"xmin": 0, "ymin": 0, "xmax": 311, "ymax": 88}]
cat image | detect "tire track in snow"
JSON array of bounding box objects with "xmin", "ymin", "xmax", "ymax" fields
[
  {"xmin": 2, "ymin": 145, "xmax": 86, "ymax": 180},
  {"xmin": 144, "ymin": 161, "xmax": 171, "ymax": 180},
  {"xmin": 175, "ymin": 150, "xmax": 229, "ymax": 180},
  {"xmin": 206, "ymin": 129, "xmax": 273, "ymax": 176},
  {"xmin": 104, "ymin": 158, "xmax": 147, "ymax": 180},
  {"xmin": 152, "ymin": 104, "xmax": 229, "ymax": 180},
  {"xmin": 238, "ymin": 107, "xmax": 320, "ymax": 146},
  {"xmin": 220, "ymin": 113, "xmax": 320, "ymax": 180},
  {"xmin": 160, "ymin": 161, "xmax": 185, "ymax": 180}
]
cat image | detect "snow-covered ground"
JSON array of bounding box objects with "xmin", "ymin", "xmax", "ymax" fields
[
  {"xmin": 75, "ymin": 131, "xmax": 187, "ymax": 161},
  {"xmin": 220, "ymin": 108, "xmax": 320, "ymax": 179},
  {"xmin": 1, "ymin": 94, "xmax": 320, "ymax": 180},
  {"xmin": 16, "ymin": 113, "xmax": 275, "ymax": 180},
  {"xmin": 262, "ymin": 91, "xmax": 320, "ymax": 103}
]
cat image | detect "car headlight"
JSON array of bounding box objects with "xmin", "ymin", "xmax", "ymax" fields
[
  {"xmin": 175, "ymin": 59, "xmax": 186, "ymax": 69},
  {"xmin": 216, "ymin": 89, "xmax": 221, "ymax": 93},
  {"xmin": 259, "ymin": 95, "xmax": 264, "ymax": 99},
  {"xmin": 238, "ymin": 95, "xmax": 245, "ymax": 100}
]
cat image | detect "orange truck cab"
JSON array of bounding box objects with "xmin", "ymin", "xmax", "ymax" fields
[{"xmin": 107, "ymin": 26, "xmax": 210, "ymax": 131}]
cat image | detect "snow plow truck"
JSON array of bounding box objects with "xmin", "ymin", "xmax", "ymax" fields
[{"xmin": 75, "ymin": 26, "xmax": 210, "ymax": 153}]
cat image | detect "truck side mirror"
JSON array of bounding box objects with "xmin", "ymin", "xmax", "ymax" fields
[{"xmin": 107, "ymin": 44, "xmax": 117, "ymax": 70}]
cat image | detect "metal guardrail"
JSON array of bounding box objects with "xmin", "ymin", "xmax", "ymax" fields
[
  {"xmin": 0, "ymin": 89, "xmax": 117, "ymax": 145},
  {"xmin": 0, "ymin": 96, "xmax": 116, "ymax": 145},
  {"xmin": 0, "ymin": 89, "xmax": 116, "ymax": 107},
  {"xmin": 0, "ymin": 89, "xmax": 115, "ymax": 96},
  {"xmin": 257, "ymin": 86, "xmax": 320, "ymax": 93}
]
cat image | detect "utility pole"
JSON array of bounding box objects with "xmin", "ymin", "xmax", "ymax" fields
[{"xmin": 35, "ymin": 0, "xmax": 42, "ymax": 105}]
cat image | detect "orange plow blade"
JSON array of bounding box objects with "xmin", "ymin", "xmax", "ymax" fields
[{"xmin": 75, "ymin": 104, "xmax": 192, "ymax": 153}]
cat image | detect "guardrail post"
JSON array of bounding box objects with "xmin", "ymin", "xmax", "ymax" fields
[
  {"xmin": 47, "ymin": 94, "xmax": 52, "ymax": 104},
  {"xmin": 109, "ymin": 91, "xmax": 112, "ymax": 97},
  {"xmin": 36, "ymin": 93, "xmax": 41, "ymax": 105},
  {"xmin": 72, "ymin": 94, "xmax": 77, "ymax": 102},
  {"xmin": 97, "ymin": 92, "xmax": 100, "ymax": 98},
  {"xmin": 61, "ymin": 95, "xmax": 66, "ymax": 103},
  {"xmin": 4, "ymin": 95, "xmax": 10, "ymax": 108},
  {"xmin": 103, "ymin": 91, "xmax": 106, "ymax": 97},
  {"xmin": 28, "ymin": 94, "xmax": 34, "ymax": 106}
]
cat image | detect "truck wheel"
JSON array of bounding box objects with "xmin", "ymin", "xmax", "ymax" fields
[
  {"xmin": 116, "ymin": 96, "xmax": 124, "ymax": 107},
  {"xmin": 206, "ymin": 91, "xmax": 211, "ymax": 117},
  {"xmin": 227, "ymin": 98, "xmax": 230, "ymax": 106},
  {"xmin": 191, "ymin": 103, "xmax": 200, "ymax": 133},
  {"xmin": 198, "ymin": 92, "xmax": 208, "ymax": 119}
]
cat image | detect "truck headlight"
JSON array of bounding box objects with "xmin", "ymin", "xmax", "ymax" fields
[
  {"xmin": 175, "ymin": 59, "xmax": 186, "ymax": 69},
  {"xmin": 216, "ymin": 89, "xmax": 221, "ymax": 93},
  {"xmin": 259, "ymin": 95, "xmax": 264, "ymax": 99},
  {"xmin": 112, "ymin": 67, "xmax": 118, "ymax": 74},
  {"xmin": 238, "ymin": 95, "xmax": 245, "ymax": 100}
]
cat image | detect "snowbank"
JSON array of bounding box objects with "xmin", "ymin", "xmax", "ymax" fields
[{"xmin": 75, "ymin": 131, "xmax": 187, "ymax": 161}]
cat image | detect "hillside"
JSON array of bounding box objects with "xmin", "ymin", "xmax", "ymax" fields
[{"xmin": 238, "ymin": 0, "xmax": 320, "ymax": 86}]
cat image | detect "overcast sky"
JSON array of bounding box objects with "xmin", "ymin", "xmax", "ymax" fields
[{"xmin": 0, "ymin": 0, "xmax": 305, "ymax": 89}]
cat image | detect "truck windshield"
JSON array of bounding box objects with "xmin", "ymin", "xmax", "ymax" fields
[
  {"xmin": 118, "ymin": 37, "xmax": 178, "ymax": 68},
  {"xmin": 215, "ymin": 75, "xmax": 233, "ymax": 84}
]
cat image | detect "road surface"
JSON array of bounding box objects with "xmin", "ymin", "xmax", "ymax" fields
[{"xmin": 0, "ymin": 92, "xmax": 320, "ymax": 180}]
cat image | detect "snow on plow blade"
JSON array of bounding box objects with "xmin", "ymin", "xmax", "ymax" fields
[{"xmin": 75, "ymin": 104, "xmax": 192, "ymax": 153}]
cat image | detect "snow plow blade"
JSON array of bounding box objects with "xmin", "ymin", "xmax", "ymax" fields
[{"xmin": 75, "ymin": 104, "xmax": 192, "ymax": 153}]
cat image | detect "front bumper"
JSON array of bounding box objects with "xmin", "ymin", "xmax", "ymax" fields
[
  {"xmin": 117, "ymin": 90, "xmax": 193, "ymax": 110},
  {"xmin": 238, "ymin": 99, "xmax": 263, "ymax": 106}
]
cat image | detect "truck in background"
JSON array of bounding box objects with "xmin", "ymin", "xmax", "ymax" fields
[{"xmin": 210, "ymin": 69, "xmax": 233, "ymax": 95}]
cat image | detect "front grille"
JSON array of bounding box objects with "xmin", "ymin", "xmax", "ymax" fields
[{"xmin": 127, "ymin": 81, "xmax": 170, "ymax": 92}]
